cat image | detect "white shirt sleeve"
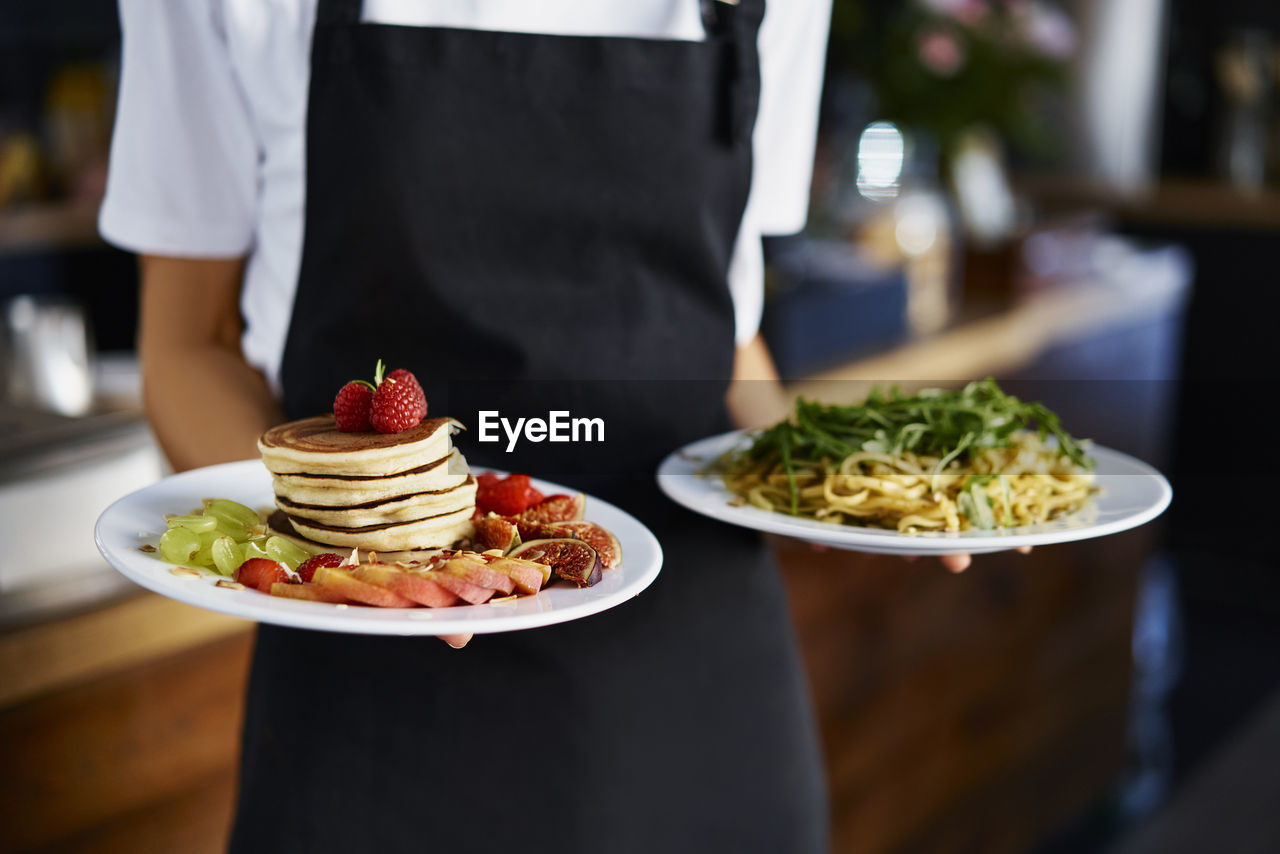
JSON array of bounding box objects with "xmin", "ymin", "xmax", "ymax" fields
[
  {"xmin": 751, "ymin": 0, "xmax": 831, "ymax": 236},
  {"xmin": 728, "ymin": 0, "xmax": 830, "ymax": 344},
  {"xmin": 99, "ymin": 0, "xmax": 259, "ymax": 257}
]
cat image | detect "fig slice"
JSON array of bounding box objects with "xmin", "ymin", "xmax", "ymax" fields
[
  {"xmin": 556, "ymin": 521, "xmax": 622, "ymax": 569},
  {"xmin": 508, "ymin": 538, "xmax": 602, "ymax": 588},
  {"xmin": 521, "ymin": 493, "xmax": 585, "ymax": 524},
  {"xmin": 472, "ymin": 515, "xmax": 522, "ymax": 553},
  {"xmin": 513, "ymin": 518, "xmax": 577, "ymax": 542}
]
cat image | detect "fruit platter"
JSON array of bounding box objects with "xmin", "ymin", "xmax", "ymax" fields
[{"xmin": 94, "ymin": 363, "xmax": 662, "ymax": 636}]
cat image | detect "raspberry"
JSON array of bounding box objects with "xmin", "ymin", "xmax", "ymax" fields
[
  {"xmin": 386, "ymin": 368, "xmax": 427, "ymax": 421},
  {"xmin": 296, "ymin": 552, "xmax": 347, "ymax": 583},
  {"xmin": 371, "ymin": 380, "xmax": 422, "ymax": 432},
  {"xmin": 369, "ymin": 362, "xmax": 426, "ymax": 433},
  {"xmin": 333, "ymin": 381, "xmax": 374, "ymax": 431}
]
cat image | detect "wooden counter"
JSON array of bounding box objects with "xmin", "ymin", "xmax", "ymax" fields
[{"xmin": 0, "ymin": 597, "xmax": 252, "ymax": 853}]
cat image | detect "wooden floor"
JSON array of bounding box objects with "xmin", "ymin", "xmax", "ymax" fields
[{"xmin": 0, "ymin": 531, "xmax": 1146, "ymax": 853}]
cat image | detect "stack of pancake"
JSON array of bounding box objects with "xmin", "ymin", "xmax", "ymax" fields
[{"xmin": 259, "ymin": 415, "xmax": 476, "ymax": 551}]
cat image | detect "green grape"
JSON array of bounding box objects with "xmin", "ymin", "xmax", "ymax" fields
[
  {"xmin": 158, "ymin": 527, "xmax": 201, "ymax": 565},
  {"xmin": 203, "ymin": 498, "xmax": 260, "ymax": 540},
  {"xmin": 205, "ymin": 508, "xmax": 251, "ymax": 539},
  {"xmin": 189, "ymin": 529, "xmax": 221, "ymax": 568},
  {"xmin": 265, "ymin": 536, "xmax": 309, "ymax": 571},
  {"xmin": 204, "ymin": 498, "xmax": 259, "ymax": 528},
  {"xmin": 211, "ymin": 536, "xmax": 242, "ymax": 576},
  {"xmin": 165, "ymin": 514, "xmax": 217, "ymax": 533},
  {"xmin": 242, "ymin": 540, "xmax": 270, "ymax": 561}
]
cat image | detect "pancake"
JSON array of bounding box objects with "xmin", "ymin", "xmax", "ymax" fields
[
  {"xmin": 282, "ymin": 505, "xmax": 476, "ymax": 551},
  {"xmin": 271, "ymin": 448, "xmax": 470, "ymax": 505},
  {"xmin": 275, "ymin": 476, "xmax": 477, "ymax": 527},
  {"xmin": 265, "ymin": 510, "xmax": 450, "ymax": 563},
  {"xmin": 259, "ymin": 415, "xmax": 462, "ymax": 476}
]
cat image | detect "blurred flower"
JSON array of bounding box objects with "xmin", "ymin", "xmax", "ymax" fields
[
  {"xmin": 1014, "ymin": 1, "xmax": 1076, "ymax": 58},
  {"xmin": 918, "ymin": 28, "xmax": 966, "ymax": 77},
  {"xmin": 920, "ymin": 0, "xmax": 990, "ymax": 27}
]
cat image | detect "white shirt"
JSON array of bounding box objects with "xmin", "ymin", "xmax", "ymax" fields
[{"xmin": 100, "ymin": 0, "xmax": 830, "ymax": 393}]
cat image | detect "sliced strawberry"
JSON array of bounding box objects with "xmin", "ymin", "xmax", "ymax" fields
[
  {"xmin": 296, "ymin": 552, "xmax": 347, "ymax": 583},
  {"xmin": 235, "ymin": 558, "xmax": 292, "ymax": 593},
  {"xmin": 476, "ymin": 472, "xmax": 544, "ymax": 516}
]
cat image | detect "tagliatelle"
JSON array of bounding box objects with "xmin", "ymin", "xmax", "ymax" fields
[
  {"xmin": 724, "ymin": 431, "xmax": 1094, "ymax": 532},
  {"xmin": 715, "ymin": 378, "xmax": 1104, "ymax": 533}
]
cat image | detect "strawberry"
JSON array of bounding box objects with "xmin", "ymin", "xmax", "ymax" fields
[
  {"xmin": 477, "ymin": 473, "xmax": 541, "ymax": 516},
  {"xmin": 333, "ymin": 380, "xmax": 374, "ymax": 432},
  {"xmin": 296, "ymin": 552, "xmax": 347, "ymax": 584},
  {"xmin": 234, "ymin": 558, "xmax": 292, "ymax": 593},
  {"xmin": 370, "ymin": 360, "xmax": 426, "ymax": 433},
  {"xmin": 386, "ymin": 368, "xmax": 427, "ymax": 421}
]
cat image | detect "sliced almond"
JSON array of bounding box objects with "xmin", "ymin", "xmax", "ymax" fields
[
  {"xmin": 215, "ymin": 579, "xmax": 245, "ymax": 590},
  {"xmin": 139, "ymin": 544, "xmax": 158, "ymax": 553},
  {"xmin": 169, "ymin": 566, "xmax": 200, "ymax": 578},
  {"xmin": 489, "ymin": 595, "xmax": 519, "ymax": 606}
]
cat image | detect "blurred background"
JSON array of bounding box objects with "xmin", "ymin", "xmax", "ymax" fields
[{"xmin": 2, "ymin": 1, "xmax": 1278, "ymax": 852}]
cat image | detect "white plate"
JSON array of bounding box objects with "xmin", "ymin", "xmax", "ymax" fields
[
  {"xmin": 657, "ymin": 430, "xmax": 1171, "ymax": 555},
  {"xmin": 95, "ymin": 460, "xmax": 662, "ymax": 636}
]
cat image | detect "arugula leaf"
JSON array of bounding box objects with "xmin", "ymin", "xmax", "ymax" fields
[{"xmin": 721, "ymin": 379, "xmax": 1093, "ymax": 515}]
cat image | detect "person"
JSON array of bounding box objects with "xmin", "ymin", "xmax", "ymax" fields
[{"xmin": 101, "ymin": 1, "xmax": 878, "ymax": 851}]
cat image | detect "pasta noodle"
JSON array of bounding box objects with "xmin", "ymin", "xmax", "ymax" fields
[
  {"xmin": 713, "ymin": 381, "xmax": 1096, "ymax": 532},
  {"xmin": 721, "ymin": 431, "xmax": 1094, "ymax": 532}
]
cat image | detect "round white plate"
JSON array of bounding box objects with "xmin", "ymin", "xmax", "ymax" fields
[
  {"xmin": 96, "ymin": 460, "xmax": 662, "ymax": 635},
  {"xmin": 657, "ymin": 430, "xmax": 1171, "ymax": 555}
]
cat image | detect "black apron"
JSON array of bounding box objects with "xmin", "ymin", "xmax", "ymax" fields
[{"xmin": 232, "ymin": 2, "xmax": 826, "ymax": 851}]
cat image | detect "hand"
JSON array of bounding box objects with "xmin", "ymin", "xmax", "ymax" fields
[
  {"xmin": 803, "ymin": 539, "xmax": 1031, "ymax": 572},
  {"xmin": 906, "ymin": 545, "xmax": 1033, "ymax": 573},
  {"xmin": 441, "ymin": 633, "xmax": 472, "ymax": 649}
]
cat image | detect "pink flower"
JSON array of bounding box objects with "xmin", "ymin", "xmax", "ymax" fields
[
  {"xmin": 1015, "ymin": 2, "xmax": 1076, "ymax": 58},
  {"xmin": 918, "ymin": 28, "xmax": 967, "ymax": 77}
]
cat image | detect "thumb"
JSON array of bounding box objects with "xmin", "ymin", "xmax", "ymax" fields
[{"xmin": 440, "ymin": 632, "xmax": 473, "ymax": 649}]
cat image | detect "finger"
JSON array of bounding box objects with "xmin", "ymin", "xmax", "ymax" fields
[
  {"xmin": 1016, "ymin": 546, "xmax": 1033, "ymax": 554},
  {"xmin": 440, "ymin": 632, "xmax": 473, "ymax": 649},
  {"xmin": 901, "ymin": 554, "xmax": 919, "ymax": 563},
  {"xmin": 940, "ymin": 553, "xmax": 971, "ymax": 573}
]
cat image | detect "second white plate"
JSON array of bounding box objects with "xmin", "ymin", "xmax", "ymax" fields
[{"xmin": 657, "ymin": 430, "xmax": 1171, "ymax": 555}]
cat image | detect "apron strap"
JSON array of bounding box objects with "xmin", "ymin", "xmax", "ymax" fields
[
  {"xmin": 706, "ymin": 0, "xmax": 761, "ymax": 146},
  {"xmin": 316, "ymin": 0, "xmax": 361, "ymax": 26}
]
